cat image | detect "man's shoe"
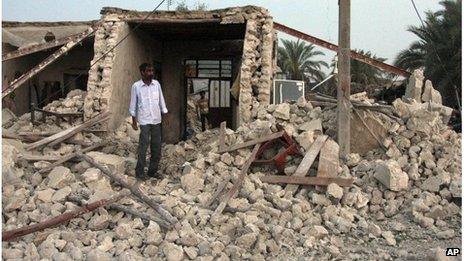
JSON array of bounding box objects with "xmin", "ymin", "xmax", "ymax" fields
[
  {"xmin": 136, "ymin": 174, "xmax": 149, "ymax": 181},
  {"xmin": 147, "ymin": 171, "xmax": 162, "ymax": 179}
]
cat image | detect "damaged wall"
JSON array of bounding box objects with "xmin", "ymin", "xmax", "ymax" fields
[
  {"xmin": 238, "ymin": 9, "xmax": 274, "ymax": 124},
  {"xmin": 108, "ymin": 24, "xmax": 162, "ymax": 130},
  {"xmin": 84, "ymin": 6, "xmax": 276, "ymax": 143}
]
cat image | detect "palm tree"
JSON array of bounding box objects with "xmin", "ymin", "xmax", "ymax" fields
[
  {"xmin": 350, "ymin": 49, "xmax": 388, "ymax": 85},
  {"xmin": 277, "ymin": 39, "xmax": 328, "ymax": 83},
  {"xmin": 394, "ymin": 0, "xmax": 461, "ymax": 108}
]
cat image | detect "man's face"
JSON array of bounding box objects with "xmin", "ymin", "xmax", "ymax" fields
[{"xmin": 141, "ymin": 67, "xmax": 154, "ymax": 80}]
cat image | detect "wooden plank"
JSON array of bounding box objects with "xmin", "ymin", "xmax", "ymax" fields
[
  {"xmin": 108, "ymin": 204, "xmax": 171, "ymax": 229},
  {"xmin": 261, "ymin": 175, "xmax": 354, "ymax": 187},
  {"xmin": 212, "ymin": 144, "xmax": 260, "ymax": 218},
  {"xmin": 285, "ymin": 135, "xmax": 328, "ymax": 196},
  {"xmin": 33, "ymin": 107, "xmax": 84, "ymax": 117},
  {"xmin": 47, "ymin": 113, "xmax": 109, "ymax": 147},
  {"xmin": 2, "ymin": 191, "xmax": 129, "ymax": 242},
  {"xmin": 218, "ymin": 121, "xmax": 226, "ymax": 152},
  {"xmin": 25, "ymin": 111, "xmax": 109, "ymax": 151},
  {"xmin": 19, "ymin": 154, "xmax": 61, "ymax": 162},
  {"xmin": 218, "ymin": 131, "xmax": 284, "ymax": 153},
  {"xmin": 79, "ymin": 153, "xmax": 178, "ymax": 226},
  {"xmin": 317, "ymin": 139, "xmax": 340, "ymax": 178},
  {"xmin": 205, "ymin": 176, "xmax": 231, "ymax": 207},
  {"xmin": 37, "ymin": 142, "xmax": 105, "ymax": 174}
]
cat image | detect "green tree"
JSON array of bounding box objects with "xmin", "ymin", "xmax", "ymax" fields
[
  {"xmin": 394, "ymin": 0, "xmax": 461, "ymax": 107},
  {"xmin": 175, "ymin": 1, "xmax": 208, "ymax": 11},
  {"xmin": 277, "ymin": 39, "xmax": 328, "ymax": 83}
]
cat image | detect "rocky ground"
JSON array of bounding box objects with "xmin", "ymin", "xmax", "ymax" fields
[{"xmin": 2, "ymin": 75, "xmax": 462, "ymax": 260}]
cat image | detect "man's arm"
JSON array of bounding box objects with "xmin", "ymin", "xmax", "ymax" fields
[
  {"xmin": 158, "ymin": 83, "xmax": 168, "ymax": 114},
  {"xmin": 129, "ymin": 84, "xmax": 138, "ymax": 130}
]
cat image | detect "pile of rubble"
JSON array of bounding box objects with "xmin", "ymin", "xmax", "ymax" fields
[
  {"xmin": 43, "ymin": 89, "xmax": 86, "ymax": 114},
  {"xmin": 2, "ymin": 74, "xmax": 461, "ymax": 260}
]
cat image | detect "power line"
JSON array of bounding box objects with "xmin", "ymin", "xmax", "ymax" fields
[
  {"xmin": 410, "ymin": 0, "xmax": 461, "ymax": 110},
  {"xmin": 28, "ymin": 0, "xmax": 167, "ymax": 109}
]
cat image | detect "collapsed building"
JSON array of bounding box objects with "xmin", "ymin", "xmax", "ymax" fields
[
  {"xmin": 1, "ymin": 5, "xmax": 461, "ymax": 261},
  {"xmin": 2, "ymin": 21, "xmax": 96, "ymax": 115},
  {"xmin": 3, "ymin": 6, "xmax": 276, "ymax": 143}
]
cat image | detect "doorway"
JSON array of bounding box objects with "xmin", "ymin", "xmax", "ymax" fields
[{"xmin": 184, "ymin": 59, "xmax": 233, "ymax": 133}]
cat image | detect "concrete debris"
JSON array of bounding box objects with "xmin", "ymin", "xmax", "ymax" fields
[{"xmin": 2, "ymin": 64, "xmax": 461, "ymax": 261}]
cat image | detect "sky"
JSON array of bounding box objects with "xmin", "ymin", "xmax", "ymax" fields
[{"xmin": 2, "ymin": 0, "xmax": 443, "ymax": 67}]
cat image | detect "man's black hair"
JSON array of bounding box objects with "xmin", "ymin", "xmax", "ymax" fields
[
  {"xmin": 139, "ymin": 63, "xmax": 152, "ymax": 72},
  {"xmin": 200, "ymin": 91, "xmax": 205, "ymax": 97}
]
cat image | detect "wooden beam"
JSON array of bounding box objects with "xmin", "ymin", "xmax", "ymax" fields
[
  {"xmin": 205, "ymin": 176, "xmax": 231, "ymax": 207},
  {"xmin": 37, "ymin": 142, "xmax": 105, "ymax": 174},
  {"xmin": 273, "ymin": 22, "xmax": 410, "ymax": 77},
  {"xmin": 261, "ymin": 175, "xmax": 354, "ymax": 187},
  {"xmin": 25, "ymin": 111, "xmax": 109, "ymax": 151},
  {"xmin": 285, "ymin": 135, "xmax": 328, "ymax": 196},
  {"xmin": 212, "ymin": 144, "xmax": 260, "ymax": 218},
  {"xmin": 79, "ymin": 153, "xmax": 178, "ymax": 226},
  {"xmin": 108, "ymin": 204, "xmax": 171, "ymax": 230},
  {"xmin": 2, "ymin": 191, "xmax": 129, "ymax": 241},
  {"xmin": 19, "ymin": 154, "xmax": 61, "ymax": 162},
  {"xmin": 125, "ymin": 18, "xmax": 221, "ymax": 24},
  {"xmin": 218, "ymin": 131, "xmax": 284, "ymax": 153},
  {"xmin": 337, "ymin": 0, "xmax": 351, "ymax": 157}
]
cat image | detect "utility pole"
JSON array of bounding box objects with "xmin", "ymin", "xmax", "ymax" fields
[{"xmin": 337, "ymin": 0, "xmax": 351, "ymax": 157}]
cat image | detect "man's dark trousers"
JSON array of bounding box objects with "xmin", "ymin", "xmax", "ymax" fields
[{"xmin": 136, "ymin": 124, "xmax": 161, "ymax": 178}]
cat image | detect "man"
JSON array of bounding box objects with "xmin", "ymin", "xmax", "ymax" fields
[
  {"xmin": 129, "ymin": 63, "xmax": 168, "ymax": 180},
  {"xmin": 196, "ymin": 91, "xmax": 209, "ymax": 131}
]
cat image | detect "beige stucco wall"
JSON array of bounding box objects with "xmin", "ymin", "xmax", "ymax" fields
[{"xmin": 107, "ymin": 23, "xmax": 162, "ymax": 130}]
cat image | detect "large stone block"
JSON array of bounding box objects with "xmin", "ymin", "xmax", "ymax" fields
[
  {"xmin": 403, "ymin": 69, "xmax": 424, "ymax": 102},
  {"xmin": 374, "ymin": 160, "xmax": 409, "ymax": 191},
  {"xmin": 422, "ymin": 80, "xmax": 442, "ymax": 104},
  {"xmin": 86, "ymin": 151, "xmax": 125, "ymax": 174}
]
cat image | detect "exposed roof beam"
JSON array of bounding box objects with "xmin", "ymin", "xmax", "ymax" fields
[
  {"xmin": 126, "ymin": 18, "xmax": 222, "ymax": 24},
  {"xmin": 274, "ymin": 22, "xmax": 411, "ymax": 77},
  {"xmin": 2, "ymin": 26, "xmax": 97, "ymax": 99},
  {"xmin": 2, "ymin": 32, "xmax": 94, "ymax": 62}
]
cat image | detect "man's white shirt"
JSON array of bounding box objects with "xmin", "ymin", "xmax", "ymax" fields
[{"xmin": 129, "ymin": 79, "xmax": 168, "ymax": 125}]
